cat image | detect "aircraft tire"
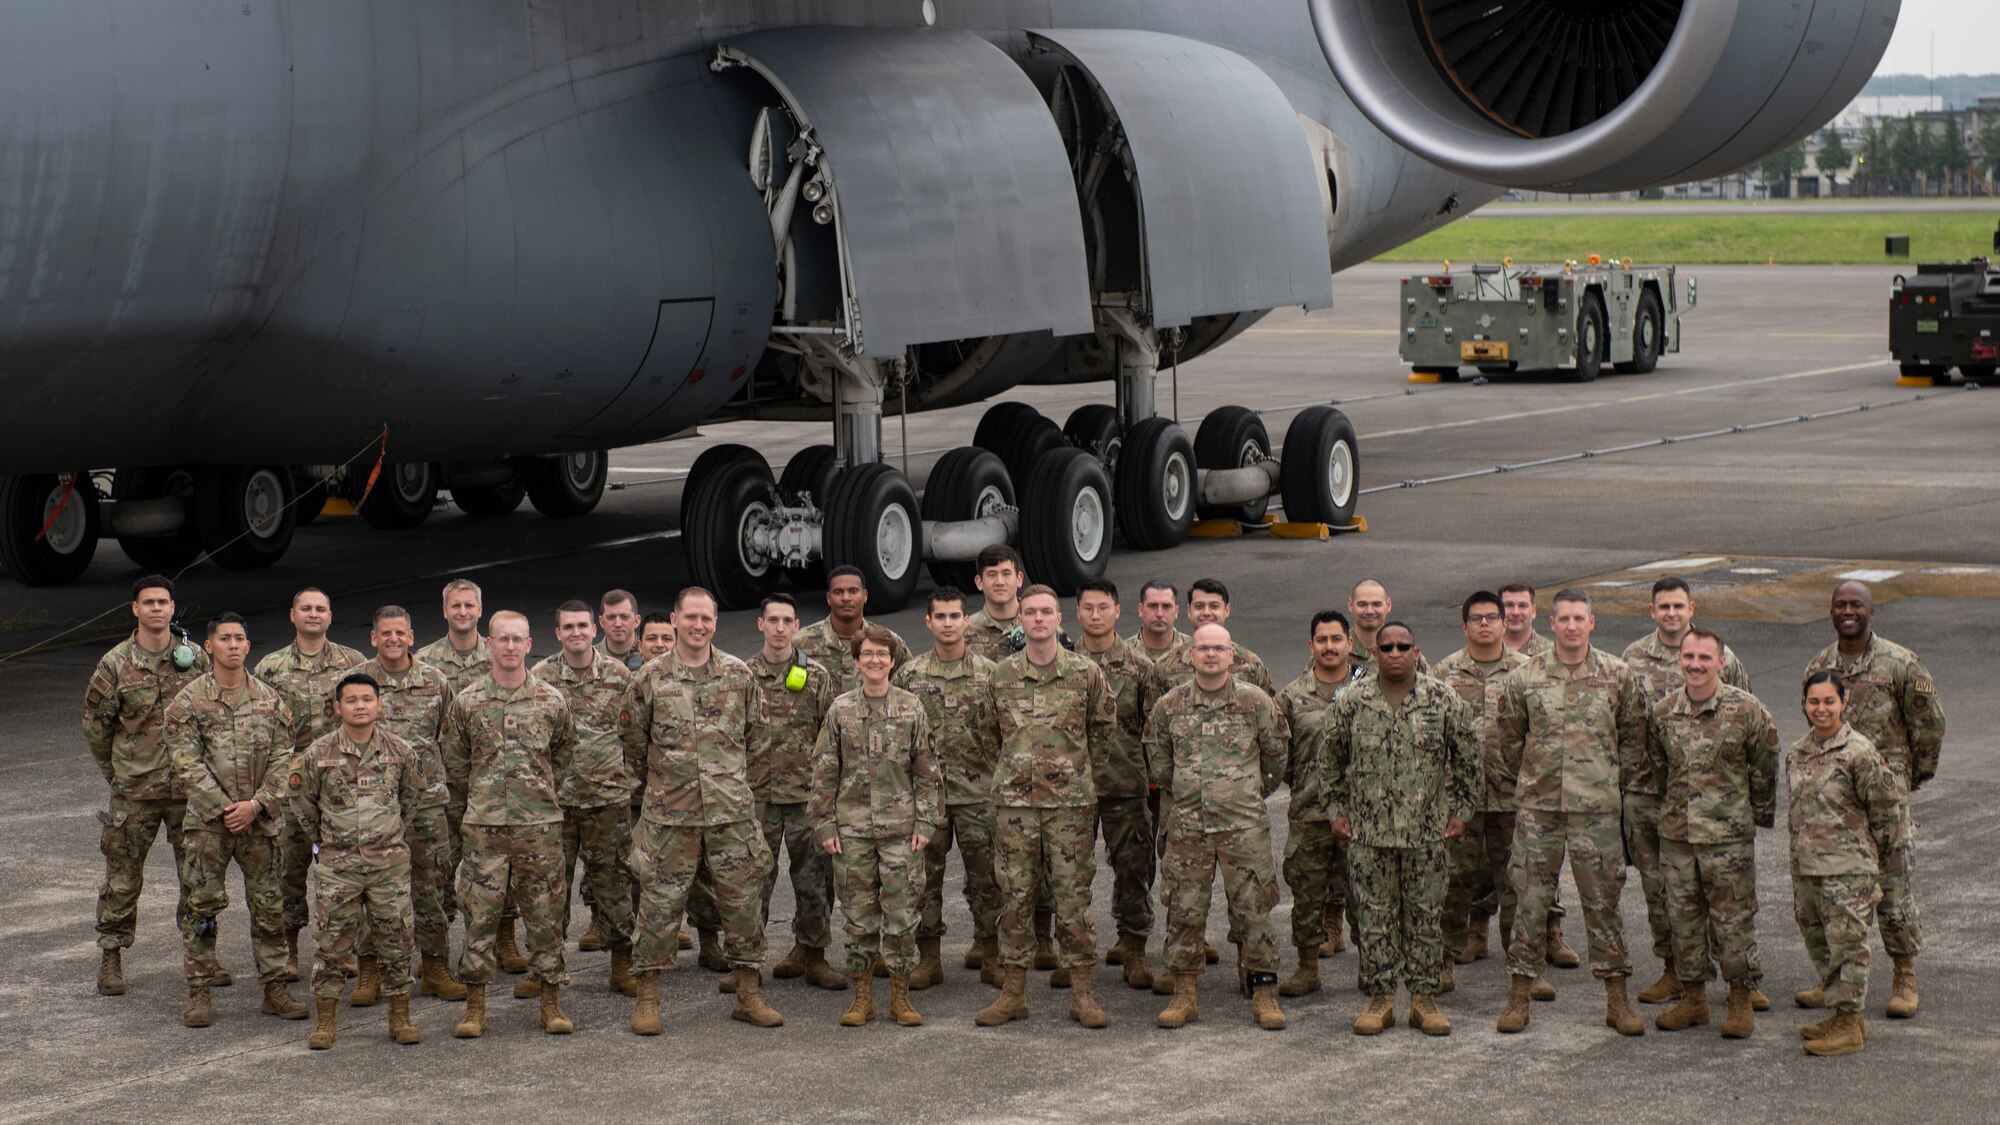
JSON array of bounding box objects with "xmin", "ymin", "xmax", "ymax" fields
[
  {"xmin": 679, "ymin": 445, "xmax": 768, "ymax": 537},
  {"xmin": 1193, "ymin": 405, "xmax": 1273, "ymax": 525},
  {"xmin": 194, "ymin": 465, "xmax": 296, "ymax": 570},
  {"xmin": 1020, "ymin": 447, "xmax": 1111, "ymax": 596},
  {"xmin": 996, "ymin": 415, "xmax": 1067, "ymax": 499},
  {"xmin": 524, "ymin": 451, "xmax": 607, "ymax": 518},
  {"xmin": 0, "ymin": 473, "xmax": 99, "ymax": 587},
  {"xmin": 1570, "ymin": 293, "xmax": 1607, "ymax": 382},
  {"xmin": 824, "ymin": 463, "xmax": 921, "ymax": 613},
  {"xmin": 452, "ymin": 477, "xmax": 526, "ymax": 517},
  {"xmin": 974, "ymin": 401, "xmax": 1042, "ymax": 454},
  {"xmin": 1617, "ymin": 289, "xmax": 1664, "ymax": 374},
  {"xmin": 1279, "ymin": 407, "xmax": 1360, "ymax": 528},
  {"xmin": 114, "ymin": 467, "xmax": 203, "ymax": 571},
  {"xmin": 922, "ymin": 446, "xmax": 1014, "ymax": 593},
  {"xmin": 683, "ymin": 458, "xmax": 781, "ymax": 611},
  {"xmin": 289, "ymin": 468, "xmax": 331, "ymax": 526},
  {"xmin": 1115, "ymin": 418, "xmax": 1195, "ymax": 551},
  {"xmin": 778, "ymin": 445, "xmax": 841, "ymax": 590},
  {"xmin": 358, "ymin": 461, "xmax": 438, "ymax": 530},
  {"xmin": 1062, "ymin": 404, "xmax": 1121, "ymax": 466}
]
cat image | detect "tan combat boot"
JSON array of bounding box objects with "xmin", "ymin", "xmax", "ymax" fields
[
  {"xmin": 420, "ymin": 954, "xmax": 468, "ymax": 1000},
  {"xmin": 1203, "ymin": 940, "xmax": 1221, "ymax": 964},
  {"xmin": 631, "ymin": 970, "xmax": 663, "ymax": 1036},
  {"xmin": 1459, "ymin": 914, "xmax": 1491, "ymax": 963},
  {"xmin": 909, "ymin": 937, "xmax": 944, "ymax": 991},
  {"xmin": 1118, "ymin": 935, "xmax": 1154, "ymax": 991},
  {"xmin": 695, "ymin": 929, "xmax": 726, "ymax": 973},
  {"xmin": 1067, "ymin": 966, "xmax": 1109, "ymax": 1028},
  {"xmin": 453, "ymin": 985, "xmax": 486, "ymax": 1039},
  {"xmin": 978, "ymin": 938, "xmax": 1001, "ymax": 988},
  {"xmin": 1604, "ymin": 976, "xmax": 1646, "ymax": 1036},
  {"xmin": 730, "ymin": 968, "xmax": 784, "ymax": 1027},
  {"xmin": 771, "ymin": 943, "xmax": 808, "ymax": 979},
  {"xmin": 1279, "ymin": 946, "xmax": 1322, "ymax": 997},
  {"xmin": 1532, "ymin": 977, "xmax": 1558, "ymax": 1002},
  {"xmin": 1656, "ymin": 982, "xmax": 1709, "ymax": 1031},
  {"xmin": 98, "ymin": 949, "xmax": 126, "ymax": 996},
  {"xmin": 262, "ymin": 980, "xmax": 309, "ymax": 1020},
  {"xmin": 1496, "ymin": 975, "xmax": 1534, "ymax": 1033},
  {"xmin": 1802, "ymin": 1010, "xmax": 1865, "ymax": 1056},
  {"xmin": 513, "ymin": 975, "xmax": 543, "ymax": 999},
  {"xmin": 211, "ymin": 964, "xmax": 233, "ymax": 988},
  {"xmin": 350, "ymin": 955, "xmax": 382, "ymax": 1007},
  {"xmin": 184, "ymin": 986, "xmax": 213, "ymax": 1028},
  {"xmin": 1408, "ymin": 993, "xmax": 1452, "ymax": 1036},
  {"xmin": 678, "ymin": 926, "xmax": 695, "ymax": 951},
  {"xmin": 1887, "ymin": 957, "xmax": 1918, "ymax": 1018},
  {"xmin": 537, "ymin": 982, "xmax": 574, "ymax": 1034},
  {"xmin": 1546, "ymin": 919, "xmax": 1581, "ymax": 968},
  {"xmin": 795, "ymin": 946, "xmax": 844, "ymax": 990},
  {"xmin": 1353, "ymin": 993, "xmax": 1395, "ymax": 1035},
  {"xmin": 1049, "ymin": 966, "xmax": 1072, "ymax": 989},
  {"xmin": 1720, "ymin": 982, "xmax": 1755, "ymax": 1039},
  {"xmin": 1152, "ymin": 959, "xmax": 1177, "ymax": 996},
  {"xmin": 283, "ymin": 928, "xmax": 301, "ymax": 982},
  {"xmin": 1638, "ymin": 958, "xmax": 1683, "ymax": 1004},
  {"xmin": 1249, "ymin": 975, "xmax": 1287, "ymax": 1031},
  {"xmin": 1440, "ymin": 961, "xmax": 1456, "ymax": 995},
  {"xmin": 1157, "ymin": 972, "xmax": 1200, "ymax": 1029},
  {"xmin": 577, "ymin": 913, "xmax": 603, "ymax": 953},
  {"xmin": 1033, "ymin": 914, "xmax": 1058, "ymax": 971},
  {"xmin": 975, "ymin": 967, "xmax": 1030, "ymax": 1026},
  {"xmin": 1749, "ymin": 988, "xmax": 1771, "ymax": 1011},
  {"xmin": 841, "ymin": 973, "xmax": 876, "ymax": 1026},
  {"xmin": 1321, "ymin": 913, "xmax": 1345, "ymax": 957},
  {"xmin": 609, "ymin": 947, "xmax": 637, "ymax": 997},
  {"xmin": 307, "ymin": 996, "xmax": 338, "ymax": 1049},
  {"xmin": 388, "ymin": 993, "xmax": 421, "ymax": 1044},
  {"xmin": 496, "ymin": 923, "xmax": 528, "ymax": 974},
  {"xmin": 1795, "ymin": 981, "xmax": 1828, "ymax": 1009},
  {"xmin": 889, "ymin": 974, "xmax": 924, "ymax": 1026},
  {"xmin": 963, "ymin": 940, "xmax": 985, "ymax": 970}
]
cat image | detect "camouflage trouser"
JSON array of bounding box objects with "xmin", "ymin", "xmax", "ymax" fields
[
  {"xmin": 1350, "ymin": 839, "xmax": 1448, "ymax": 995},
  {"xmin": 1508, "ymin": 810, "xmax": 1630, "ymax": 980},
  {"xmin": 1879, "ymin": 795, "xmax": 1921, "ymax": 957},
  {"xmin": 178, "ymin": 830, "xmax": 288, "ymax": 986},
  {"xmin": 314, "ymin": 853, "xmax": 413, "ymax": 999},
  {"xmin": 456, "ymin": 822, "xmax": 568, "ymax": 986},
  {"xmin": 919, "ymin": 801, "xmax": 1000, "ymax": 942},
  {"xmin": 1621, "ymin": 792, "xmax": 1674, "ymax": 962},
  {"xmin": 1281, "ymin": 815, "xmax": 1352, "ymax": 949},
  {"xmin": 628, "ymin": 818, "xmax": 772, "ymax": 975},
  {"xmin": 441, "ymin": 807, "xmax": 463, "ymax": 922},
  {"xmin": 756, "ymin": 801, "xmax": 834, "ymax": 950},
  {"xmin": 95, "ymin": 796, "xmax": 193, "ymax": 951},
  {"xmin": 409, "ymin": 805, "xmax": 453, "ymax": 960},
  {"xmin": 562, "ymin": 802, "xmax": 634, "ymax": 949},
  {"xmin": 994, "ymin": 806, "xmax": 1097, "ymax": 970},
  {"xmin": 1660, "ymin": 838, "xmax": 1761, "ymax": 987},
  {"xmin": 1793, "ymin": 873, "xmax": 1879, "ymax": 1013},
  {"xmin": 278, "ymin": 806, "xmax": 313, "ymax": 932},
  {"xmin": 832, "ymin": 835, "xmax": 922, "ymax": 976},
  {"xmin": 1160, "ymin": 822, "xmax": 1279, "ymax": 975},
  {"xmin": 1099, "ymin": 795, "xmax": 1156, "ymax": 939},
  {"xmin": 1444, "ymin": 811, "xmax": 1520, "ymax": 953},
  {"xmin": 687, "ymin": 857, "xmax": 720, "ymax": 932}
]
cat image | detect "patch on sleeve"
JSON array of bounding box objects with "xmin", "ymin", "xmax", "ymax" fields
[{"xmin": 288, "ymin": 771, "xmax": 304, "ymax": 794}]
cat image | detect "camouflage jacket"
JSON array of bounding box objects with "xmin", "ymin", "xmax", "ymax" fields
[
  {"xmin": 1432, "ymin": 647, "xmax": 1530, "ymax": 812},
  {"xmin": 1492, "ymin": 647, "xmax": 1648, "ymax": 815},
  {"xmin": 296, "ymin": 727, "xmax": 422, "ymax": 866},
  {"xmin": 532, "ymin": 651, "xmax": 636, "ymax": 808},
  {"xmin": 440, "ymin": 673, "xmax": 575, "ymax": 827},
  {"xmin": 989, "ymin": 647, "xmax": 1117, "ymax": 808},
  {"xmin": 1646, "ymin": 685, "xmax": 1779, "ymax": 845},
  {"xmin": 1352, "ymin": 644, "xmax": 1432, "ymax": 678},
  {"xmin": 1803, "ymin": 634, "xmax": 1945, "ymax": 788},
  {"xmin": 349, "ymin": 657, "xmax": 452, "ymax": 809},
  {"xmin": 743, "ymin": 649, "xmax": 835, "ymax": 806},
  {"xmin": 253, "ymin": 639, "xmax": 368, "ymax": 748},
  {"xmin": 596, "ymin": 636, "xmax": 647, "ymax": 673},
  {"xmin": 892, "ymin": 651, "xmax": 999, "ymax": 807},
  {"xmin": 1150, "ymin": 635, "xmax": 1276, "ymax": 696},
  {"xmin": 965, "ymin": 608, "xmax": 1022, "ymax": 663},
  {"xmin": 1509, "ymin": 633, "xmax": 1553, "ymax": 660},
  {"xmin": 808, "ymin": 687, "xmax": 942, "ymax": 841},
  {"xmin": 413, "ymin": 635, "xmax": 491, "ymax": 696},
  {"xmin": 1620, "ymin": 632, "xmax": 1752, "ymax": 709},
  {"xmin": 1146, "ymin": 678, "xmax": 1287, "ymax": 834},
  {"xmin": 794, "ymin": 617, "xmax": 911, "ymax": 694},
  {"xmin": 1787, "ymin": 725, "xmax": 1907, "ymax": 878},
  {"xmin": 1275, "ymin": 664, "xmax": 1365, "ymax": 824},
  {"xmin": 1080, "ymin": 635, "xmax": 1164, "ymax": 798},
  {"xmin": 164, "ymin": 674, "xmax": 303, "ymax": 835},
  {"xmin": 619, "ymin": 648, "xmax": 756, "ymax": 827},
  {"xmin": 82, "ymin": 632, "xmax": 210, "ymax": 800},
  {"xmin": 1321, "ymin": 674, "xmax": 1477, "ymax": 848},
  {"xmin": 1127, "ymin": 629, "xmax": 1189, "ymax": 668}
]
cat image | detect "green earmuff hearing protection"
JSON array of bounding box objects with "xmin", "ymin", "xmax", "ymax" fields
[
  {"xmin": 784, "ymin": 650, "xmax": 809, "ymax": 692},
  {"xmin": 170, "ymin": 624, "xmax": 198, "ymax": 671}
]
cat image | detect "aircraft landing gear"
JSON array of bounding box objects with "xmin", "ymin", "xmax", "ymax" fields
[
  {"xmin": 193, "ymin": 465, "xmax": 296, "ymax": 570},
  {"xmin": 0, "ymin": 473, "xmax": 100, "ymax": 586}
]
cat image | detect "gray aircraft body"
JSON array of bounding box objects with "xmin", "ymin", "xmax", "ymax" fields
[{"xmin": 0, "ymin": 0, "xmax": 1898, "ymax": 601}]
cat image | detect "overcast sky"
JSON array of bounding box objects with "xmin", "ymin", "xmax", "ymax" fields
[{"xmin": 1876, "ymin": 0, "xmax": 1999, "ymax": 75}]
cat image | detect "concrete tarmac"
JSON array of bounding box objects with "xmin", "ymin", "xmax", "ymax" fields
[{"xmin": 2, "ymin": 264, "xmax": 1996, "ymax": 1123}]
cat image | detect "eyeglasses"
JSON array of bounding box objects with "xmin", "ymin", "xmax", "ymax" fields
[
  {"xmin": 1377, "ymin": 643, "xmax": 1416, "ymax": 653},
  {"xmin": 1191, "ymin": 645, "xmax": 1231, "ymax": 655},
  {"xmin": 1465, "ymin": 614, "xmax": 1501, "ymax": 625}
]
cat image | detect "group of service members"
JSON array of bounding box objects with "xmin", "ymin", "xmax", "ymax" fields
[{"xmin": 81, "ymin": 548, "xmax": 1941, "ymax": 1057}]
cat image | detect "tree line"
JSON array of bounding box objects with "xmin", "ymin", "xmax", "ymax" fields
[{"xmin": 1758, "ymin": 114, "xmax": 2000, "ymax": 196}]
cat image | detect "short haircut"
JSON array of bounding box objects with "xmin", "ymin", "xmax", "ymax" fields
[
  {"xmin": 1498, "ymin": 582, "xmax": 1536, "ymax": 600},
  {"xmin": 1681, "ymin": 625, "xmax": 1726, "ymax": 655},
  {"xmin": 371, "ymin": 605, "xmax": 412, "ymax": 630},
  {"xmin": 206, "ymin": 611, "xmax": 248, "ymax": 638},
  {"xmin": 132, "ymin": 574, "xmax": 175, "ymax": 601},
  {"xmin": 488, "ymin": 609, "xmax": 530, "ymax": 634},
  {"xmin": 674, "ymin": 586, "xmax": 716, "ymax": 612},
  {"xmin": 334, "ymin": 672, "xmax": 381, "ymax": 700},
  {"xmin": 1076, "ymin": 578, "xmax": 1118, "ymax": 601},
  {"xmin": 600, "ymin": 588, "xmax": 637, "ymax": 612},
  {"xmin": 759, "ymin": 592, "xmax": 798, "ymax": 616},
  {"xmin": 1139, "ymin": 579, "xmax": 1177, "ymax": 602},
  {"xmin": 640, "ymin": 611, "xmax": 673, "ymax": 630},
  {"xmin": 850, "ymin": 623, "xmax": 899, "ymax": 660},
  {"xmin": 1188, "ymin": 577, "xmax": 1230, "ymax": 604},
  {"xmin": 1377, "ymin": 619, "xmax": 1415, "ymax": 644},
  {"xmin": 1802, "ymin": 670, "xmax": 1847, "ymax": 699},
  {"xmin": 1650, "ymin": 576, "xmax": 1692, "ymax": 601},
  {"xmin": 1551, "ymin": 587, "xmax": 1592, "ymax": 610},
  {"xmin": 1461, "ymin": 590, "xmax": 1503, "ymax": 621},
  {"xmin": 291, "ymin": 587, "xmax": 328, "ymax": 608},
  {"xmin": 826, "ymin": 565, "xmax": 865, "ymax": 587},
  {"xmin": 442, "ymin": 578, "xmax": 482, "ymax": 602},
  {"xmin": 1309, "ymin": 609, "xmax": 1350, "ymax": 638},
  {"xmin": 556, "ymin": 599, "xmax": 593, "ymax": 618},
  {"xmin": 1018, "ymin": 583, "xmax": 1059, "ymax": 606},
  {"xmin": 976, "ymin": 544, "xmax": 1023, "ymax": 573},
  {"xmin": 927, "ymin": 586, "xmax": 966, "ymax": 613},
  {"xmin": 1351, "ymin": 578, "xmax": 1386, "ymax": 597}
]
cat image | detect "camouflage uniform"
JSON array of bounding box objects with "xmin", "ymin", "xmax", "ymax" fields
[
  {"xmin": 1322, "ymin": 674, "xmax": 1478, "ymax": 995},
  {"xmin": 1509, "ymin": 633, "xmax": 1553, "ymax": 659},
  {"xmin": 596, "ymin": 636, "xmax": 647, "ymax": 673},
  {"xmin": 1351, "ymin": 644, "xmax": 1431, "ymax": 678},
  {"xmin": 413, "ymin": 636, "xmax": 491, "ymax": 696},
  {"xmin": 83, "ymin": 633, "xmax": 209, "ymax": 951},
  {"xmin": 1150, "ymin": 635, "xmax": 1276, "ymax": 696},
  {"xmin": 988, "ymin": 648, "xmax": 1116, "ymax": 970},
  {"xmin": 1787, "ymin": 725, "xmax": 1907, "ymax": 1013},
  {"xmin": 1127, "ymin": 629, "xmax": 1189, "ymax": 666},
  {"xmin": 253, "ymin": 640, "xmax": 367, "ymax": 935},
  {"xmin": 533, "ymin": 651, "xmax": 637, "ymax": 950},
  {"xmin": 810, "ymin": 687, "xmax": 943, "ymax": 975},
  {"xmin": 618, "ymin": 650, "xmax": 773, "ymax": 975},
  {"xmin": 965, "ymin": 609, "xmax": 1022, "ymax": 664},
  {"xmin": 1803, "ymin": 635, "xmax": 1943, "ymax": 958},
  {"xmin": 441, "ymin": 674, "xmax": 577, "ymax": 986},
  {"xmin": 1434, "ymin": 647, "xmax": 1531, "ymax": 954},
  {"xmin": 1082, "ymin": 636, "xmax": 1165, "ymax": 943},
  {"xmin": 1493, "ymin": 648, "xmax": 1648, "ymax": 981},
  {"xmin": 743, "ymin": 651, "xmax": 837, "ymax": 950},
  {"xmin": 794, "ymin": 618, "xmax": 911, "ymax": 694},
  {"xmin": 1647, "ymin": 684, "xmax": 1778, "ymax": 988},
  {"xmin": 350, "ymin": 657, "xmax": 456, "ymax": 959},
  {"xmin": 893, "ymin": 652, "xmax": 1002, "ymax": 945},
  {"xmin": 298, "ymin": 728, "xmax": 423, "ymax": 999},
  {"xmin": 1145, "ymin": 678, "xmax": 1288, "ymax": 975},
  {"xmin": 1275, "ymin": 664, "xmax": 1365, "ymax": 951},
  {"xmin": 164, "ymin": 674, "xmax": 303, "ymax": 986}
]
